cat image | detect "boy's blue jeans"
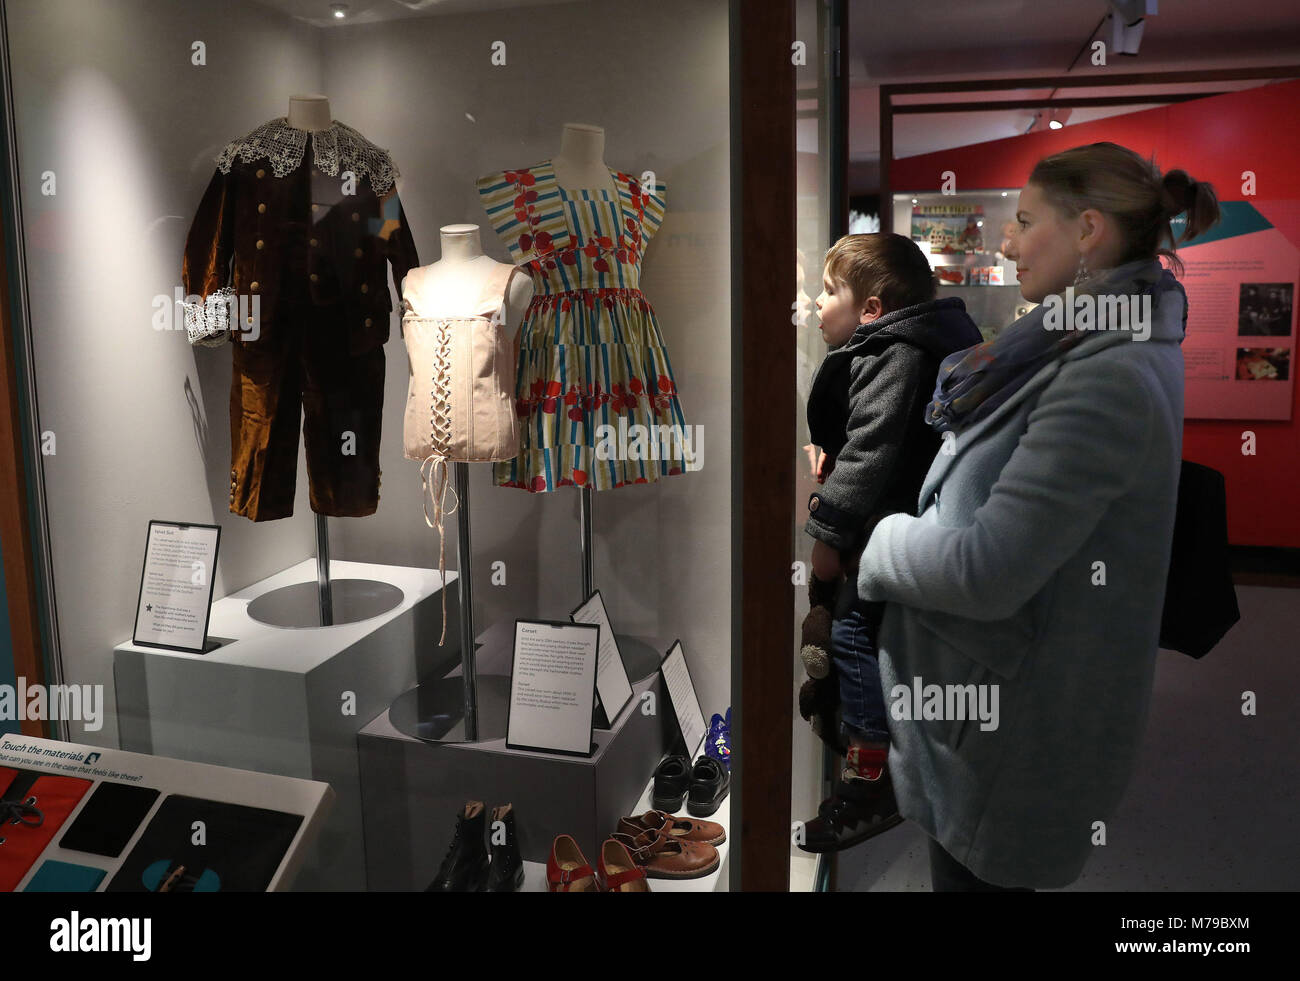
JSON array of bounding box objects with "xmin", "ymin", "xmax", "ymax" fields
[{"xmin": 830, "ymin": 575, "xmax": 890, "ymax": 743}]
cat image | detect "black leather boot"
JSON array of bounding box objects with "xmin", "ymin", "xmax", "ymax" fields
[
  {"xmin": 484, "ymin": 803, "xmax": 525, "ymax": 892},
  {"xmin": 425, "ymin": 800, "xmax": 490, "ymax": 892}
]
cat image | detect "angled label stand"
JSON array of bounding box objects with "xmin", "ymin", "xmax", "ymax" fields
[
  {"xmin": 570, "ymin": 590, "xmax": 634, "ymax": 730},
  {"xmin": 505, "ymin": 619, "xmax": 600, "ymax": 757},
  {"xmin": 132, "ymin": 520, "xmax": 221, "ymax": 654}
]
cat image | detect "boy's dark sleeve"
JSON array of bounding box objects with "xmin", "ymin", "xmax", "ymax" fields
[{"xmin": 804, "ymin": 344, "xmax": 928, "ymax": 552}]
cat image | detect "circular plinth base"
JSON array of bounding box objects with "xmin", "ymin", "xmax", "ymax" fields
[
  {"xmin": 617, "ymin": 634, "xmax": 666, "ymax": 683},
  {"xmin": 389, "ymin": 675, "xmax": 512, "ymax": 743},
  {"xmin": 246, "ymin": 579, "xmax": 404, "ymax": 629}
]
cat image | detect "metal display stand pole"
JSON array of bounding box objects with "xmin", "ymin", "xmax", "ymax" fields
[
  {"xmin": 454, "ymin": 462, "xmax": 478, "ymax": 741},
  {"xmin": 580, "ymin": 486, "xmax": 594, "ymax": 600},
  {"xmin": 315, "ymin": 513, "xmax": 333, "ymax": 627}
]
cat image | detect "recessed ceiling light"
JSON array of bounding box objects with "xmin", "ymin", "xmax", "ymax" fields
[{"xmin": 331, "ymin": 4, "xmax": 348, "ymax": 18}]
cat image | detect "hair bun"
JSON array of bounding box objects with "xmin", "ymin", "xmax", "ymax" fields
[{"xmin": 1161, "ymin": 170, "xmax": 1196, "ymax": 218}]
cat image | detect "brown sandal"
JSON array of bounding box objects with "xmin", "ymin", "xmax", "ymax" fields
[
  {"xmin": 610, "ymin": 828, "xmax": 720, "ymax": 879},
  {"xmin": 617, "ymin": 809, "xmax": 727, "ymax": 847}
]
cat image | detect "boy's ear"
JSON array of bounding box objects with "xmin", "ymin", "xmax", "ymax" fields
[{"xmin": 860, "ymin": 295, "xmax": 884, "ymax": 324}]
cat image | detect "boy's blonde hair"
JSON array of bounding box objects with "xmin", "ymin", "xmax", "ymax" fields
[{"xmin": 824, "ymin": 233, "xmax": 937, "ymax": 313}]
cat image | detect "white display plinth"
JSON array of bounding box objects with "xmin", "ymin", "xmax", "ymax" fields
[{"xmin": 113, "ymin": 559, "xmax": 458, "ymax": 891}]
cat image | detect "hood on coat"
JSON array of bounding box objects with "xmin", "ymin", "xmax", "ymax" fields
[{"xmin": 835, "ymin": 296, "xmax": 983, "ymax": 362}]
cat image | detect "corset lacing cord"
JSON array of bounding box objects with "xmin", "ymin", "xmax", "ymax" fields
[{"xmin": 421, "ymin": 317, "xmax": 459, "ymax": 646}]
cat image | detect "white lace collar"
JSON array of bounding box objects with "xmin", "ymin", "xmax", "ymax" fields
[{"xmin": 215, "ymin": 117, "xmax": 399, "ymax": 194}]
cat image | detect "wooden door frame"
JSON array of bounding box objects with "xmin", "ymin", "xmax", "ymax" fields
[{"xmin": 732, "ymin": 0, "xmax": 796, "ymax": 891}]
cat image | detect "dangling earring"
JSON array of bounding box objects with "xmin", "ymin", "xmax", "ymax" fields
[{"xmin": 1073, "ymin": 253, "xmax": 1090, "ymax": 286}]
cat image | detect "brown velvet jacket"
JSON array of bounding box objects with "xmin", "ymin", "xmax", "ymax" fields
[{"xmin": 182, "ymin": 124, "xmax": 419, "ymax": 354}]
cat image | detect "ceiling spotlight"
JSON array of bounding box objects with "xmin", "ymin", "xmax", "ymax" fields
[
  {"xmin": 1047, "ymin": 108, "xmax": 1073, "ymax": 130},
  {"xmin": 331, "ymin": 3, "xmax": 348, "ymax": 17}
]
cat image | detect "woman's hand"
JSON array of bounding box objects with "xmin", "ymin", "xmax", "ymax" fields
[{"xmin": 811, "ymin": 539, "xmax": 843, "ymax": 581}]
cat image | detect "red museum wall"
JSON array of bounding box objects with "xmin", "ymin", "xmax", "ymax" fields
[{"xmin": 890, "ymin": 79, "xmax": 1300, "ymax": 548}]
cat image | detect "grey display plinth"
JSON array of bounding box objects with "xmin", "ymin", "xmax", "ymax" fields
[
  {"xmin": 113, "ymin": 559, "xmax": 460, "ymax": 891},
  {"xmin": 358, "ymin": 657, "xmax": 672, "ymax": 891}
]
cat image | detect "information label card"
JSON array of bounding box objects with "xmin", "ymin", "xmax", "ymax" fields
[
  {"xmin": 506, "ymin": 620, "xmax": 599, "ymax": 757},
  {"xmin": 660, "ymin": 640, "xmax": 706, "ymax": 760},
  {"xmin": 132, "ymin": 520, "xmax": 221, "ymax": 654},
  {"xmin": 570, "ymin": 590, "xmax": 634, "ymax": 728}
]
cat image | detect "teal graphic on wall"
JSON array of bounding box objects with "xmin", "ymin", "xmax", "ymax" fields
[{"xmin": 1172, "ymin": 201, "xmax": 1272, "ymax": 249}]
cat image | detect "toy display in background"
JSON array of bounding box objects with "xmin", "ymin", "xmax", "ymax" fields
[
  {"xmin": 910, "ymin": 203, "xmax": 984, "ymax": 255},
  {"xmin": 797, "ymin": 576, "xmax": 846, "ymax": 756}
]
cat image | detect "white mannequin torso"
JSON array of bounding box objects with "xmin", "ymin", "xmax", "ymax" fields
[
  {"xmin": 550, "ymin": 122, "xmax": 616, "ymax": 196},
  {"xmin": 404, "ymin": 224, "xmax": 533, "ymax": 332},
  {"xmin": 286, "ymin": 94, "xmax": 331, "ymax": 131}
]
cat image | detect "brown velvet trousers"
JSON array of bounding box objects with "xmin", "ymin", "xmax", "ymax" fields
[{"xmin": 228, "ymin": 299, "xmax": 385, "ymax": 522}]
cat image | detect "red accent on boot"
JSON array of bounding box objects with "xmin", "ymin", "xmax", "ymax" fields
[{"xmin": 846, "ymin": 743, "xmax": 887, "ymax": 781}]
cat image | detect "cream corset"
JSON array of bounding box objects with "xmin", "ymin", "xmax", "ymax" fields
[{"xmin": 401, "ymin": 261, "xmax": 520, "ymax": 644}]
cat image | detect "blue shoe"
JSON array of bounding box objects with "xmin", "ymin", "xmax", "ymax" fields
[{"xmin": 705, "ymin": 709, "xmax": 731, "ymax": 771}]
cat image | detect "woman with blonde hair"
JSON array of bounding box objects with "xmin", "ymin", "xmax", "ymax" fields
[{"xmin": 857, "ymin": 142, "xmax": 1220, "ymax": 890}]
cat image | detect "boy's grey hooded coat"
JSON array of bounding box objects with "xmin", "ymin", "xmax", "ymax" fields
[
  {"xmin": 805, "ymin": 297, "xmax": 983, "ymax": 552},
  {"xmin": 857, "ymin": 280, "xmax": 1187, "ymax": 888}
]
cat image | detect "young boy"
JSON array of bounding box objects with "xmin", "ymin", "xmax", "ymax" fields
[{"xmin": 800, "ymin": 233, "xmax": 982, "ymax": 852}]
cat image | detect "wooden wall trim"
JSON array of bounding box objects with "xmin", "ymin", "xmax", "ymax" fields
[
  {"xmin": 0, "ymin": 141, "xmax": 49, "ymax": 736},
  {"xmin": 733, "ymin": 0, "xmax": 795, "ymax": 892}
]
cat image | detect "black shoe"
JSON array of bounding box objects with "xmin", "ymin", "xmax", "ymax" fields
[
  {"xmin": 797, "ymin": 772, "xmax": 903, "ymax": 853},
  {"xmin": 653, "ymin": 755, "xmax": 691, "ymax": 812},
  {"xmin": 484, "ymin": 803, "xmax": 525, "ymax": 893},
  {"xmin": 425, "ymin": 800, "xmax": 490, "ymax": 891},
  {"xmin": 687, "ymin": 756, "xmax": 730, "ymax": 817}
]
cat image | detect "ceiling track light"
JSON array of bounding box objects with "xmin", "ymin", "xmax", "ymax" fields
[{"xmin": 1106, "ymin": 0, "xmax": 1156, "ymax": 56}]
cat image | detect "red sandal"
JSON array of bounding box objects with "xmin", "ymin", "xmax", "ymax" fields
[
  {"xmin": 546, "ymin": 834, "xmax": 599, "ymax": 892},
  {"xmin": 598, "ymin": 837, "xmax": 651, "ymax": 892}
]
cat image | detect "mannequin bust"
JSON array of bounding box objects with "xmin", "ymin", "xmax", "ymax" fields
[
  {"xmin": 550, "ymin": 122, "xmax": 617, "ymax": 195},
  {"xmin": 286, "ymin": 94, "xmax": 332, "ymax": 130},
  {"xmin": 412, "ymin": 224, "xmax": 533, "ymax": 334}
]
